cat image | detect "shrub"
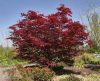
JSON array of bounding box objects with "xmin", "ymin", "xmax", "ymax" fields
[
  {"xmin": 74, "ymin": 55, "xmax": 85, "ymax": 68},
  {"xmin": 32, "ymin": 67, "xmax": 55, "ymax": 81},
  {"xmin": 82, "ymin": 52, "xmax": 100, "ymax": 65},
  {"xmin": 8, "ymin": 65, "xmax": 55, "ymax": 81},
  {"xmin": 9, "ymin": 4, "xmax": 90, "ymax": 66},
  {"xmin": 8, "ymin": 65, "xmax": 33, "ymax": 81},
  {"xmin": 81, "ymin": 53, "xmax": 95, "ymax": 63},
  {"xmin": 74, "ymin": 60, "xmax": 85, "ymax": 69},
  {"xmin": 74, "ymin": 52, "xmax": 100, "ymax": 68},
  {"xmin": 90, "ymin": 58, "xmax": 100, "ymax": 65}
]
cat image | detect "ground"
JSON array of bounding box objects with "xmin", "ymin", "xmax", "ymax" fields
[{"xmin": 0, "ymin": 67, "xmax": 9, "ymax": 81}]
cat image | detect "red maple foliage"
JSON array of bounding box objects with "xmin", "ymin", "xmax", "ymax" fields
[{"xmin": 9, "ymin": 5, "xmax": 90, "ymax": 66}]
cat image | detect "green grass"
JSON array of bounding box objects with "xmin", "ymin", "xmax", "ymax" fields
[{"xmin": 0, "ymin": 46, "xmax": 28, "ymax": 66}]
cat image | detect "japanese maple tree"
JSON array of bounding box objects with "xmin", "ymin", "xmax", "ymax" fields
[{"xmin": 9, "ymin": 5, "xmax": 90, "ymax": 66}]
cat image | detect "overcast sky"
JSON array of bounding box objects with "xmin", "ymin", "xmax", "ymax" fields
[{"xmin": 0, "ymin": 0, "xmax": 100, "ymax": 47}]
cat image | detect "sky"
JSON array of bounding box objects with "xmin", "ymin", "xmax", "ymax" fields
[{"xmin": 0, "ymin": 0, "xmax": 100, "ymax": 47}]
